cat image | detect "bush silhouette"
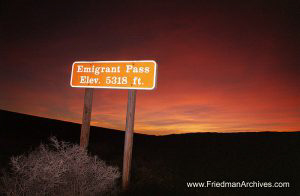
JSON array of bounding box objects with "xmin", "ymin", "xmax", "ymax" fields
[{"xmin": 0, "ymin": 137, "xmax": 120, "ymax": 196}]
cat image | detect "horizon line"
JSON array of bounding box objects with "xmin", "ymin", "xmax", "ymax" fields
[{"xmin": 1, "ymin": 108, "xmax": 299, "ymax": 136}]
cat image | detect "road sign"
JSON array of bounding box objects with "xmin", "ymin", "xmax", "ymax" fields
[
  {"xmin": 70, "ymin": 60, "xmax": 157, "ymax": 191},
  {"xmin": 70, "ymin": 60, "xmax": 157, "ymax": 90}
]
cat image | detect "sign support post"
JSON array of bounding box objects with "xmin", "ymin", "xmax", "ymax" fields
[
  {"xmin": 80, "ymin": 88, "xmax": 94, "ymax": 149},
  {"xmin": 122, "ymin": 89, "xmax": 137, "ymax": 190}
]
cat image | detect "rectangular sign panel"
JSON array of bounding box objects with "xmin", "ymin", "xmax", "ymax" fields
[{"xmin": 70, "ymin": 60, "xmax": 157, "ymax": 90}]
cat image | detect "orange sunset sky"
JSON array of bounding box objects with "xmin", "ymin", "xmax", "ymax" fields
[{"xmin": 1, "ymin": 0, "xmax": 299, "ymax": 135}]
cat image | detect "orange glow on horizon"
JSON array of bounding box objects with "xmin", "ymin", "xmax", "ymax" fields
[{"xmin": 1, "ymin": 1, "xmax": 299, "ymax": 135}]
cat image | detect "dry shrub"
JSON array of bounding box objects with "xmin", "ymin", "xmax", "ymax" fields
[{"xmin": 0, "ymin": 137, "xmax": 120, "ymax": 196}]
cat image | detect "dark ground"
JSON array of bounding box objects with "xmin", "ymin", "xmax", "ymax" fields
[{"xmin": 0, "ymin": 109, "xmax": 299, "ymax": 195}]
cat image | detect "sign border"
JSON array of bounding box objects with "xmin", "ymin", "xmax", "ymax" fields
[{"xmin": 70, "ymin": 60, "xmax": 157, "ymax": 90}]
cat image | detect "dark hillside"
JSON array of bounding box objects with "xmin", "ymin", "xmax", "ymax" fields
[{"xmin": 0, "ymin": 109, "xmax": 299, "ymax": 195}]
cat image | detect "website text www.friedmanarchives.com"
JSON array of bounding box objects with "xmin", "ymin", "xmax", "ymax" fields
[{"xmin": 187, "ymin": 181, "xmax": 290, "ymax": 188}]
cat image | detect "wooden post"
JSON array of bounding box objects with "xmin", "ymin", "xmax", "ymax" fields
[
  {"xmin": 80, "ymin": 88, "xmax": 94, "ymax": 149},
  {"xmin": 122, "ymin": 90, "xmax": 137, "ymax": 190}
]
